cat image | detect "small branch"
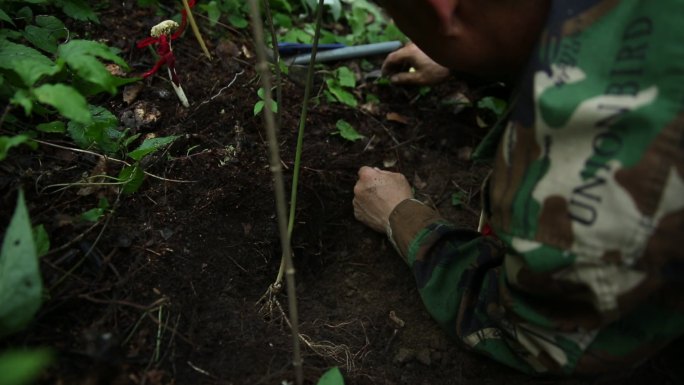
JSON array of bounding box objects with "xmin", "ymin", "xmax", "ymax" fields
[
  {"xmin": 33, "ymin": 139, "xmax": 196, "ymax": 183},
  {"xmin": 181, "ymin": 0, "xmax": 212, "ymax": 60},
  {"xmin": 193, "ymin": 69, "xmax": 245, "ymax": 111}
]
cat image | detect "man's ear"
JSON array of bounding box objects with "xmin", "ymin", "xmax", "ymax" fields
[{"xmin": 424, "ymin": 0, "xmax": 461, "ymax": 36}]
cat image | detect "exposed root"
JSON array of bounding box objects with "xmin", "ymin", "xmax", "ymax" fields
[
  {"xmin": 269, "ymin": 299, "xmax": 368, "ymax": 373},
  {"xmin": 256, "ymin": 282, "xmax": 284, "ymax": 319}
]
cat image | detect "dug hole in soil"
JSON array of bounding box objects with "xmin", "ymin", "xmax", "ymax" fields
[{"xmin": 1, "ymin": 3, "xmax": 682, "ymax": 385}]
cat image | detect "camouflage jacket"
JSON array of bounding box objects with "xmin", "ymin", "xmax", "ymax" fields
[{"xmin": 388, "ymin": 0, "xmax": 684, "ymax": 375}]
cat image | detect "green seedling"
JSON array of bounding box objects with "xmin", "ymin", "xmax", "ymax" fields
[
  {"xmin": 325, "ymin": 66, "xmax": 357, "ymax": 107},
  {"xmin": 80, "ymin": 197, "xmax": 111, "ymax": 222},
  {"xmin": 254, "ymin": 87, "xmax": 279, "ymax": 116},
  {"xmin": 332, "ymin": 119, "xmax": 364, "ymax": 142}
]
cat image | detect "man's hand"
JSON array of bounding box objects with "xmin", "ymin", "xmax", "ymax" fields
[
  {"xmin": 382, "ymin": 43, "xmax": 451, "ymax": 86},
  {"xmin": 353, "ymin": 166, "xmax": 413, "ymax": 233}
]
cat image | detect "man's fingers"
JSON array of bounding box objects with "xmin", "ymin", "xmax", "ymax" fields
[
  {"xmin": 390, "ymin": 71, "xmax": 423, "ymax": 85},
  {"xmin": 382, "ymin": 50, "xmax": 413, "ymax": 75}
]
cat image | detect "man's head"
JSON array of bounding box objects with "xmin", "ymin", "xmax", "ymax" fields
[{"xmin": 379, "ymin": 0, "xmax": 550, "ymax": 80}]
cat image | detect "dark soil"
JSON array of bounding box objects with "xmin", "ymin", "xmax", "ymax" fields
[{"xmin": 1, "ymin": 3, "xmax": 682, "ymax": 385}]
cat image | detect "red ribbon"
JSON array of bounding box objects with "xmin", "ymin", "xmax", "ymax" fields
[{"xmin": 136, "ymin": 0, "xmax": 196, "ymax": 81}]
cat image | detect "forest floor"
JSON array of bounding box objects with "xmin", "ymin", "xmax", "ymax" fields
[{"xmin": 1, "ymin": 3, "xmax": 682, "ymax": 385}]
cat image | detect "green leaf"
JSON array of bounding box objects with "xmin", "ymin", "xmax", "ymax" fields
[
  {"xmin": 0, "ymin": 39, "xmax": 58, "ymax": 87},
  {"xmin": 268, "ymin": 100, "xmax": 278, "ymax": 113},
  {"xmin": 0, "ymin": 191, "xmax": 43, "ymax": 338},
  {"xmin": 257, "ymin": 87, "xmax": 265, "ymax": 99},
  {"xmin": 334, "ymin": 120, "xmax": 364, "ymax": 142},
  {"xmin": 228, "ymin": 14, "xmax": 248, "ymax": 28},
  {"xmin": 118, "ymin": 164, "xmax": 144, "ymax": 194},
  {"xmin": 80, "ymin": 197, "xmax": 109, "ymax": 223},
  {"xmin": 55, "ymin": 0, "xmax": 99, "ymax": 22},
  {"xmin": 253, "ymin": 100, "xmax": 264, "ymax": 116},
  {"xmin": 0, "ymin": 9, "xmax": 15, "ymax": 26},
  {"xmin": 23, "ymin": 16, "xmax": 67, "ymax": 54},
  {"xmin": 273, "ymin": 13, "xmax": 292, "ymax": 28},
  {"xmin": 201, "ymin": 1, "xmax": 221, "ymax": 26},
  {"xmin": 0, "ymin": 349, "xmax": 52, "ymax": 385},
  {"xmin": 36, "ymin": 121, "xmax": 66, "ymax": 133},
  {"xmin": 336, "ymin": 66, "xmax": 355, "ymax": 88},
  {"xmin": 80, "ymin": 207, "xmax": 105, "ymax": 222},
  {"xmin": 67, "ymin": 105, "xmax": 121, "ymax": 154},
  {"xmin": 127, "ymin": 135, "xmax": 179, "ymax": 161},
  {"xmin": 326, "ymin": 81, "xmax": 357, "ymax": 107},
  {"xmin": 477, "ymin": 96, "xmax": 507, "ymax": 118},
  {"xmin": 33, "ymin": 84, "xmax": 91, "ymax": 124},
  {"xmin": 10, "ymin": 89, "xmax": 34, "ymax": 116},
  {"xmin": 32, "ymin": 225, "xmax": 49, "ymax": 258},
  {"xmin": 451, "ymin": 191, "xmax": 465, "ymax": 207},
  {"xmin": 0, "ymin": 135, "xmax": 36, "ymax": 161},
  {"xmin": 317, "ymin": 367, "xmax": 344, "ymax": 385},
  {"xmin": 57, "ymin": 40, "xmax": 128, "ymax": 94}
]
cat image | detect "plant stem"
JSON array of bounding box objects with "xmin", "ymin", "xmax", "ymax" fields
[
  {"xmin": 247, "ymin": 1, "xmax": 302, "ymax": 384},
  {"xmin": 262, "ymin": 0, "xmax": 282, "ymax": 126},
  {"xmin": 274, "ymin": 0, "xmax": 325, "ymax": 287},
  {"xmin": 181, "ymin": 0, "xmax": 212, "ymax": 60}
]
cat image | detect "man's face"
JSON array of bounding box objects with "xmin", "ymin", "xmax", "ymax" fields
[{"xmin": 378, "ymin": 0, "xmax": 551, "ymax": 80}]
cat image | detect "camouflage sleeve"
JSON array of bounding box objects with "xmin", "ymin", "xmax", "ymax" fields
[
  {"xmin": 389, "ymin": 199, "xmax": 539, "ymax": 373},
  {"xmin": 388, "ymin": 199, "xmax": 684, "ymax": 375}
]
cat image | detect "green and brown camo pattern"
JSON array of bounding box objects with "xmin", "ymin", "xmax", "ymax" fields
[{"xmin": 398, "ymin": 0, "xmax": 684, "ymax": 376}]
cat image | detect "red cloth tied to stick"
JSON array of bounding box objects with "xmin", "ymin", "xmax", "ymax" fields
[{"xmin": 136, "ymin": 0, "xmax": 196, "ymax": 82}]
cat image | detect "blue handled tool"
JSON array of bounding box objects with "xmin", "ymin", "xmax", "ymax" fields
[
  {"xmin": 277, "ymin": 41, "xmax": 404, "ymax": 65},
  {"xmin": 277, "ymin": 42, "xmax": 346, "ymax": 56}
]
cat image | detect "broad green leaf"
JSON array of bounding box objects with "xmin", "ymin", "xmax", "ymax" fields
[
  {"xmin": 128, "ymin": 135, "xmax": 179, "ymax": 161},
  {"xmin": 36, "ymin": 121, "xmax": 66, "ymax": 133},
  {"xmin": 201, "ymin": 1, "xmax": 221, "ymax": 26},
  {"xmin": 334, "ymin": 120, "xmax": 364, "ymax": 142},
  {"xmin": 228, "ymin": 14, "xmax": 248, "ymax": 28},
  {"xmin": 67, "ymin": 105, "xmax": 121, "ymax": 154},
  {"xmin": 23, "ymin": 16, "xmax": 67, "ymax": 54},
  {"xmin": 0, "ymin": 191, "xmax": 43, "ymax": 338},
  {"xmin": 273, "ymin": 13, "xmax": 292, "ymax": 28},
  {"xmin": 324, "ymin": 0, "xmax": 342, "ymax": 21},
  {"xmin": 327, "ymin": 82, "xmax": 357, "ymax": 107},
  {"xmin": 0, "ymin": 40, "xmax": 58, "ymax": 87},
  {"xmin": 0, "ymin": 9, "xmax": 15, "ymax": 26},
  {"xmin": 118, "ymin": 164, "xmax": 144, "ymax": 194},
  {"xmin": 10, "ymin": 89, "xmax": 34, "ymax": 116},
  {"xmin": 477, "ymin": 96, "xmax": 507, "ymax": 118},
  {"xmin": 34, "ymin": 84, "xmax": 91, "ymax": 124},
  {"xmin": 16, "ymin": 7, "xmax": 33, "ymax": 23},
  {"xmin": 253, "ymin": 100, "xmax": 264, "ymax": 116},
  {"xmin": 0, "ymin": 349, "xmax": 52, "ymax": 385},
  {"xmin": 257, "ymin": 87, "xmax": 265, "ymax": 99},
  {"xmin": 32, "ymin": 225, "xmax": 49, "ymax": 258},
  {"xmin": 336, "ymin": 67, "xmax": 356, "ymax": 88},
  {"xmin": 57, "ymin": 40, "xmax": 128, "ymax": 94},
  {"xmin": 317, "ymin": 367, "xmax": 344, "ymax": 385},
  {"xmin": 56, "ymin": 0, "xmax": 99, "ymax": 22},
  {"xmin": 0, "ymin": 135, "xmax": 36, "ymax": 161}
]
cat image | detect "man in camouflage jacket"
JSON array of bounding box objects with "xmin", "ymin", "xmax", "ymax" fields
[{"xmin": 353, "ymin": 0, "xmax": 684, "ymax": 375}]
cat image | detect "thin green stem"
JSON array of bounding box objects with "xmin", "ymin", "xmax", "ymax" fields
[
  {"xmin": 274, "ymin": 0, "xmax": 325, "ymax": 287},
  {"xmin": 263, "ymin": 0, "xmax": 282, "ymax": 126},
  {"xmin": 248, "ymin": 1, "xmax": 303, "ymax": 384},
  {"xmin": 181, "ymin": 0, "xmax": 212, "ymax": 60}
]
